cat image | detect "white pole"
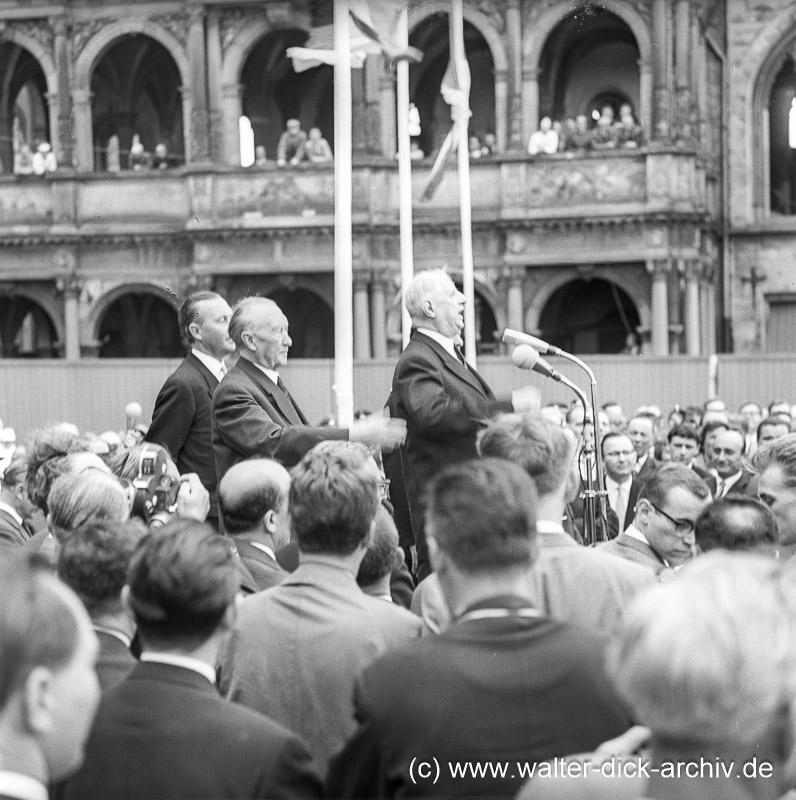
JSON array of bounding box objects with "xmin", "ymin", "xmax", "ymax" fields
[
  {"xmin": 451, "ymin": 0, "xmax": 476, "ymax": 368},
  {"xmin": 396, "ymin": 7, "xmax": 414, "ymax": 349},
  {"xmin": 334, "ymin": 0, "xmax": 354, "ymax": 427}
]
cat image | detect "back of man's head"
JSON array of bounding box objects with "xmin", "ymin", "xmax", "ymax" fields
[
  {"xmin": 477, "ymin": 412, "xmax": 574, "ymax": 497},
  {"xmin": 57, "ymin": 520, "xmax": 147, "ymax": 620},
  {"xmin": 25, "ymin": 426, "xmax": 90, "ymax": 514},
  {"xmin": 426, "ymin": 457, "xmax": 538, "ymax": 573},
  {"xmin": 0, "ymin": 551, "xmax": 99, "ymax": 782},
  {"xmin": 126, "ymin": 520, "xmax": 238, "ymax": 649},
  {"xmin": 48, "ymin": 472, "xmax": 130, "ymax": 541},
  {"xmin": 289, "ymin": 447, "xmax": 378, "ymax": 555},
  {"xmin": 752, "ymin": 433, "xmax": 796, "ymax": 484},
  {"xmin": 218, "ymin": 459, "xmax": 290, "ymax": 536},
  {"xmin": 357, "ymin": 505, "xmax": 400, "ymax": 591},
  {"xmin": 178, "ymin": 290, "xmax": 221, "ymax": 346},
  {"xmin": 1, "ymin": 452, "xmax": 26, "ymax": 495},
  {"xmin": 695, "ymin": 497, "xmax": 778, "ymax": 554},
  {"xmin": 638, "ymin": 462, "xmax": 711, "ymax": 508}
]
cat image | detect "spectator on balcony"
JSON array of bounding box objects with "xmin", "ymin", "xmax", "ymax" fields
[
  {"xmin": 254, "ymin": 145, "xmax": 267, "ymax": 167},
  {"xmin": 565, "ymin": 114, "xmax": 593, "ymax": 152},
  {"xmin": 469, "ymin": 135, "xmax": 483, "ymax": 159},
  {"xmin": 152, "ymin": 143, "xmax": 174, "ymax": 170},
  {"xmin": 13, "ymin": 142, "xmax": 33, "ymax": 175},
  {"xmin": 616, "ymin": 103, "xmax": 644, "ymax": 149},
  {"xmin": 277, "ymin": 118, "xmax": 308, "ymax": 167},
  {"xmin": 481, "ymin": 132, "xmax": 496, "ymax": 156},
  {"xmin": 301, "ymin": 127, "xmax": 333, "ymax": 164},
  {"xmin": 528, "ymin": 116, "xmax": 559, "ymax": 156},
  {"xmin": 32, "ymin": 141, "xmax": 57, "ymax": 175},
  {"xmin": 106, "ymin": 135, "xmax": 121, "ymax": 173},
  {"xmin": 591, "ymin": 110, "xmax": 619, "ymax": 150},
  {"xmin": 129, "ymin": 140, "xmax": 150, "ymax": 171},
  {"xmin": 410, "ymin": 141, "xmax": 424, "ymax": 160}
]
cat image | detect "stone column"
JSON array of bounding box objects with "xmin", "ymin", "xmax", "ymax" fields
[
  {"xmin": 206, "ymin": 9, "xmax": 224, "ymax": 163},
  {"xmin": 187, "ymin": 7, "xmax": 210, "ymax": 161},
  {"xmin": 379, "ymin": 59, "xmax": 397, "ymax": 158},
  {"xmin": 52, "ymin": 16, "xmax": 73, "ymax": 167},
  {"xmin": 700, "ymin": 263, "xmax": 717, "ymax": 354},
  {"xmin": 352, "ymin": 67, "xmax": 367, "ymax": 154},
  {"xmin": 364, "ymin": 55, "xmax": 382, "ymax": 154},
  {"xmin": 639, "ymin": 61, "xmax": 653, "ymax": 134},
  {"xmin": 54, "ymin": 249, "xmax": 81, "ymax": 361},
  {"xmin": 652, "ymin": 0, "xmax": 671, "ymax": 141},
  {"xmin": 506, "ymin": 0, "xmax": 523, "ymax": 150},
  {"xmin": 370, "ymin": 270, "xmax": 389, "ymax": 359},
  {"xmin": 521, "ymin": 67, "xmax": 539, "ymax": 146},
  {"xmin": 353, "ymin": 271, "xmax": 372, "ymax": 360},
  {"xmin": 494, "ymin": 69, "xmax": 508, "ymax": 153},
  {"xmin": 674, "ymin": 0, "xmax": 692, "ymax": 141},
  {"xmin": 71, "ymin": 89, "xmax": 94, "ymax": 171},
  {"xmin": 684, "ymin": 259, "xmax": 701, "ymax": 355},
  {"xmin": 221, "ymin": 83, "xmax": 244, "ymax": 165},
  {"xmin": 647, "ymin": 259, "xmax": 671, "ymax": 356},
  {"xmin": 504, "ymin": 265, "xmax": 525, "ymax": 333}
]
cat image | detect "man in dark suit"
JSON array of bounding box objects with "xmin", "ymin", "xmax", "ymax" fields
[
  {"xmin": 668, "ymin": 423, "xmax": 718, "ymax": 496},
  {"xmin": 212, "ymin": 296, "xmax": 404, "ymax": 478},
  {"xmin": 218, "ymin": 458, "xmax": 291, "ymax": 592},
  {"xmin": 146, "ymin": 291, "xmax": 236, "ymax": 528},
  {"xmin": 627, "ymin": 414, "xmax": 658, "ymax": 485},
  {"xmin": 598, "ymin": 464, "xmax": 711, "ymax": 575},
  {"xmin": 713, "ymin": 428, "xmax": 758, "ymax": 498},
  {"xmin": 601, "ymin": 431, "xmax": 640, "ymax": 536},
  {"xmin": 0, "ymin": 453, "xmax": 36, "ymax": 549},
  {"xmin": 61, "ymin": 520, "xmax": 322, "ymax": 800},
  {"xmin": 391, "ymin": 270, "xmax": 539, "ymax": 580},
  {"xmin": 327, "ymin": 458, "xmax": 633, "ymax": 799},
  {"xmin": 56, "ymin": 520, "xmax": 144, "ymax": 692}
]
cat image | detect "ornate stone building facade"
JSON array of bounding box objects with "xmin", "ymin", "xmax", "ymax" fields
[{"xmin": 0, "ymin": 0, "xmax": 789, "ymax": 359}]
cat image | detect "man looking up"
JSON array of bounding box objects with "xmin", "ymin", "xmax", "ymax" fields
[
  {"xmin": 212, "ymin": 296, "xmax": 405, "ymax": 477},
  {"xmin": 146, "ymin": 291, "xmax": 235, "ymax": 529},
  {"xmin": 391, "ymin": 269, "xmax": 539, "ymax": 580}
]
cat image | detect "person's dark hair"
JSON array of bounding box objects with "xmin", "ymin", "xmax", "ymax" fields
[
  {"xmin": 695, "ymin": 497, "xmax": 778, "ymax": 553},
  {"xmin": 178, "ymin": 291, "xmax": 220, "ymax": 347},
  {"xmin": 757, "ymin": 415, "xmax": 792, "ymax": 443},
  {"xmin": 0, "ymin": 551, "xmax": 79, "ymax": 712},
  {"xmin": 219, "ymin": 475, "xmax": 286, "ymax": 535},
  {"xmin": 683, "ymin": 405, "xmax": 703, "ymax": 424},
  {"xmin": 126, "ymin": 519, "xmax": 237, "ymax": 647},
  {"xmin": 289, "ymin": 448, "xmax": 378, "ymax": 555},
  {"xmin": 751, "ymin": 433, "xmax": 796, "ymax": 485},
  {"xmin": 698, "ymin": 419, "xmax": 729, "ymax": 451},
  {"xmin": 107, "ymin": 442, "xmax": 172, "ymax": 483},
  {"xmin": 426, "ymin": 457, "xmax": 538, "ymax": 572},
  {"xmin": 57, "ymin": 520, "xmax": 147, "ymax": 617},
  {"xmin": 25, "ymin": 426, "xmax": 89, "ymax": 514},
  {"xmin": 667, "ymin": 424, "xmax": 699, "ymax": 445},
  {"xmin": 768, "ymin": 400, "xmax": 791, "ymax": 416},
  {"xmin": 356, "ymin": 505, "xmax": 400, "ymax": 589},
  {"xmin": 600, "ymin": 431, "xmax": 633, "ymax": 457},
  {"xmin": 1, "ymin": 452, "xmax": 26, "ymax": 489},
  {"xmin": 638, "ymin": 463, "xmax": 710, "ymax": 508}
]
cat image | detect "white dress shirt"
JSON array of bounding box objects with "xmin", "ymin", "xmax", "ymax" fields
[
  {"xmin": 140, "ymin": 652, "xmax": 216, "ymax": 685},
  {"xmin": 416, "ymin": 327, "xmax": 458, "ymax": 360},
  {"xmin": 606, "ymin": 475, "xmax": 631, "ymax": 529},
  {"xmin": 251, "ymin": 361, "xmax": 281, "ymax": 386},
  {"xmin": 717, "ymin": 470, "xmax": 743, "ymax": 497},
  {"xmin": 191, "ymin": 348, "xmax": 226, "ymax": 382},
  {"xmin": 0, "ymin": 771, "xmax": 48, "ymax": 800}
]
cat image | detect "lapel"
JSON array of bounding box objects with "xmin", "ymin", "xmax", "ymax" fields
[
  {"xmin": 238, "ymin": 359, "xmax": 306, "ymax": 426},
  {"xmin": 413, "ymin": 332, "xmax": 492, "ymax": 399},
  {"xmin": 617, "ymin": 533, "xmax": 665, "ymax": 566},
  {"xmin": 186, "ymin": 352, "xmax": 219, "ymax": 396}
]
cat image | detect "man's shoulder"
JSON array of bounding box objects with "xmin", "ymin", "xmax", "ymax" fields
[{"xmin": 541, "ymin": 542, "xmax": 655, "ymax": 586}]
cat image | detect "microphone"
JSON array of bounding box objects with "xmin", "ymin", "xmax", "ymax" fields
[
  {"xmin": 511, "ymin": 345, "xmax": 562, "ymax": 382},
  {"xmin": 502, "ymin": 329, "xmax": 561, "ymax": 356},
  {"xmin": 125, "ymin": 401, "xmax": 143, "ymax": 432}
]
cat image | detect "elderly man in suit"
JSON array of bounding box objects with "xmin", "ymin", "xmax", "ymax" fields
[
  {"xmin": 146, "ymin": 291, "xmax": 236, "ymax": 529},
  {"xmin": 61, "ymin": 520, "xmax": 322, "ymax": 800},
  {"xmin": 598, "ymin": 463, "xmax": 711, "ymax": 574},
  {"xmin": 391, "ymin": 269, "xmax": 539, "ymax": 580},
  {"xmin": 712, "ymin": 428, "xmax": 758, "ymax": 498},
  {"xmin": 327, "ymin": 458, "xmax": 633, "ymax": 799},
  {"xmin": 219, "ymin": 445, "xmax": 422, "ymax": 772},
  {"xmin": 626, "ymin": 414, "xmax": 658, "ymax": 485},
  {"xmin": 412, "ymin": 414, "xmax": 654, "ymax": 637},
  {"xmin": 218, "ymin": 459, "xmax": 291, "ymax": 592},
  {"xmin": 601, "ymin": 431, "xmax": 639, "ymax": 536},
  {"xmin": 212, "ymin": 296, "xmax": 404, "ymax": 478},
  {"xmin": 0, "ymin": 453, "xmax": 36, "ymax": 549}
]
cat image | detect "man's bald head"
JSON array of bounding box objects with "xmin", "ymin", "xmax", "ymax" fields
[{"xmin": 218, "ymin": 459, "xmax": 291, "ymax": 545}]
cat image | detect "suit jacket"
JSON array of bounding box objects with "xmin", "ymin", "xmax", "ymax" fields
[
  {"xmin": 634, "ymin": 454, "xmax": 658, "ymax": 487},
  {"xmin": 597, "ymin": 530, "xmax": 667, "ymax": 575},
  {"xmin": 391, "ymin": 332, "xmax": 512, "ymax": 577},
  {"xmin": 234, "ymin": 537, "xmax": 288, "ymax": 592},
  {"xmin": 723, "ymin": 469, "xmax": 759, "ymax": 498},
  {"xmin": 219, "ymin": 561, "xmax": 422, "ymax": 772},
  {"xmin": 607, "ymin": 476, "xmax": 640, "ymax": 537},
  {"xmin": 327, "ymin": 606, "xmax": 633, "ymax": 799},
  {"xmin": 212, "ymin": 358, "xmax": 347, "ymax": 478},
  {"xmin": 690, "ymin": 463, "xmax": 717, "ymax": 497},
  {"xmin": 412, "ymin": 526, "xmax": 654, "ymax": 637},
  {"xmin": 145, "ymin": 354, "xmax": 220, "ymax": 518},
  {"xmin": 94, "ymin": 630, "xmax": 137, "ymax": 693},
  {"xmin": 60, "ymin": 661, "xmax": 321, "ymax": 800},
  {"xmin": 0, "ymin": 507, "xmax": 32, "ymax": 550}
]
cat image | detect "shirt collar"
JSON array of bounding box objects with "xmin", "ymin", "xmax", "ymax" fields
[
  {"xmin": 139, "ymin": 653, "xmax": 216, "ymax": 685},
  {"xmin": 536, "ymin": 519, "xmax": 566, "ymax": 535},
  {"xmin": 92, "ymin": 625, "xmax": 132, "ymax": 649},
  {"xmin": 251, "ymin": 361, "xmax": 280, "ymax": 386},
  {"xmin": 416, "ymin": 327, "xmax": 457, "ymax": 359},
  {"xmin": 247, "ymin": 540, "xmax": 276, "ymax": 561},
  {"xmin": 0, "ymin": 772, "xmax": 48, "ymax": 800},
  {"xmin": 605, "ymin": 475, "xmax": 632, "ymax": 493},
  {"xmin": 721, "ymin": 470, "xmax": 743, "ymax": 492},
  {"xmin": 0, "ymin": 500, "xmax": 23, "ymax": 526},
  {"xmin": 623, "ymin": 523, "xmax": 650, "ymax": 547},
  {"xmin": 191, "ymin": 348, "xmax": 225, "ymax": 381}
]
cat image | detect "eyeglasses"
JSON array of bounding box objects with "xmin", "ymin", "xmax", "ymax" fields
[
  {"xmin": 377, "ymin": 479, "xmax": 391, "ymax": 500},
  {"xmin": 649, "ymin": 502, "xmax": 695, "ymax": 536},
  {"xmin": 604, "ymin": 450, "xmax": 635, "ymax": 458}
]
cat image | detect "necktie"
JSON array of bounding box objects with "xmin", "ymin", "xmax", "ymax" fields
[
  {"xmin": 218, "ymin": 363, "xmax": 226, "ymax": 381},
  {"xmin": 276, "ymin": 377, "xmax": 303, "ymax": 424},
  {"xmin": 716, "ymin": 478, "xmax": 726, "ymax": 498},
  {"xmin": 454, "ymin": 346, "xmax": 467, "ymax": 367},
  {"xmin": 615, "ymin": 482, "xmax": 628, "ymax": 530}
]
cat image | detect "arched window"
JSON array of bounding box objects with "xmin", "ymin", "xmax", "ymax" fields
[
  {"xmin": 0, "ymin": 296, "xmax": 58, "ymax": 358},
  {"xmin": 770, "ymin": 57, "xmax": 796, "ymax": 215},
  {"xmin": 97, "ymin": 292, "xmax": 180, "ymax": 358}
]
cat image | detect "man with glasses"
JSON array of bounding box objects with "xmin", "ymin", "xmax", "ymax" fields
[
  {"xmin": 598, "ymin": 463, "xmax": 711, "ymax": 574},
  {"xmin": 601, "ymin": 432, "xmax": 639, "ymax": 536}
]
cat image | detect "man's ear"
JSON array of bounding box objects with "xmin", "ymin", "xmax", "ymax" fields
[
  {"xmin": 22, "ymin": 666, "xmax": 55, "ymax": 736},
  {"xmin": 421, "ymin": 299, "xmax": 436, "ymax": 319},
  {"xmin": 240, "ymin": 332, "xmax": 257, "ymax": 353},
  {"xmin": 219, "ymin": 601, "xmax": 237, "ymax": 633},
  {"xmin": 189, "ymin": 321, "xmax": 203, "ymax": 343},
  {"xmin": 428, "ymin": 536, "xmax": 445, "ymax": 574},
  {"xmin": 262, "ymin": 510, "xmax": 277, "ymax": 535}
]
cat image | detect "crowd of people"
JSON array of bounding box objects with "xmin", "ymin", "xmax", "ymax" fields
[{"xmin": 3, "ymin": 271, "xmax": 796, "ymax": 800}]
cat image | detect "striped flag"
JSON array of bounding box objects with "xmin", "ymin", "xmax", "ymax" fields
[{"xmin": 287, "ymin": 0, "xmax": 422, "ymax": 72}]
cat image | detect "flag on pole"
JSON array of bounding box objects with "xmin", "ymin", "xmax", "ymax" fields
[
  {"xmin": 287, "ymin": 0, "xmax": 422, "ymax": 72},
  {"xmin": 420, "ymin": 7, "xmax": 472, "ymax": 200}
]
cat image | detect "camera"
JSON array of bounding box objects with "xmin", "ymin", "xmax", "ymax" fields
[{"xmin": 131, "ymin": 446, "xmax": 180, "ymax": 528}]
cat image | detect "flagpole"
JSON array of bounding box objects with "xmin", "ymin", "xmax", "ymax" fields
[
  {"xmin": 334, "ymin": 0, "xmax": 354, "ymax": 427},
  {"xmin": 450, "ymin": 0, "xmax": 477, "ymax": 368},
  {"xmin": 396, "ymin": 5, "xmax": 414, "ymax": 349}
]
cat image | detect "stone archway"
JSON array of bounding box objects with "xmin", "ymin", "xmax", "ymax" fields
[{"xmin": 0, "ymin": 294, "xmax": 59, "ymax": 358}]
